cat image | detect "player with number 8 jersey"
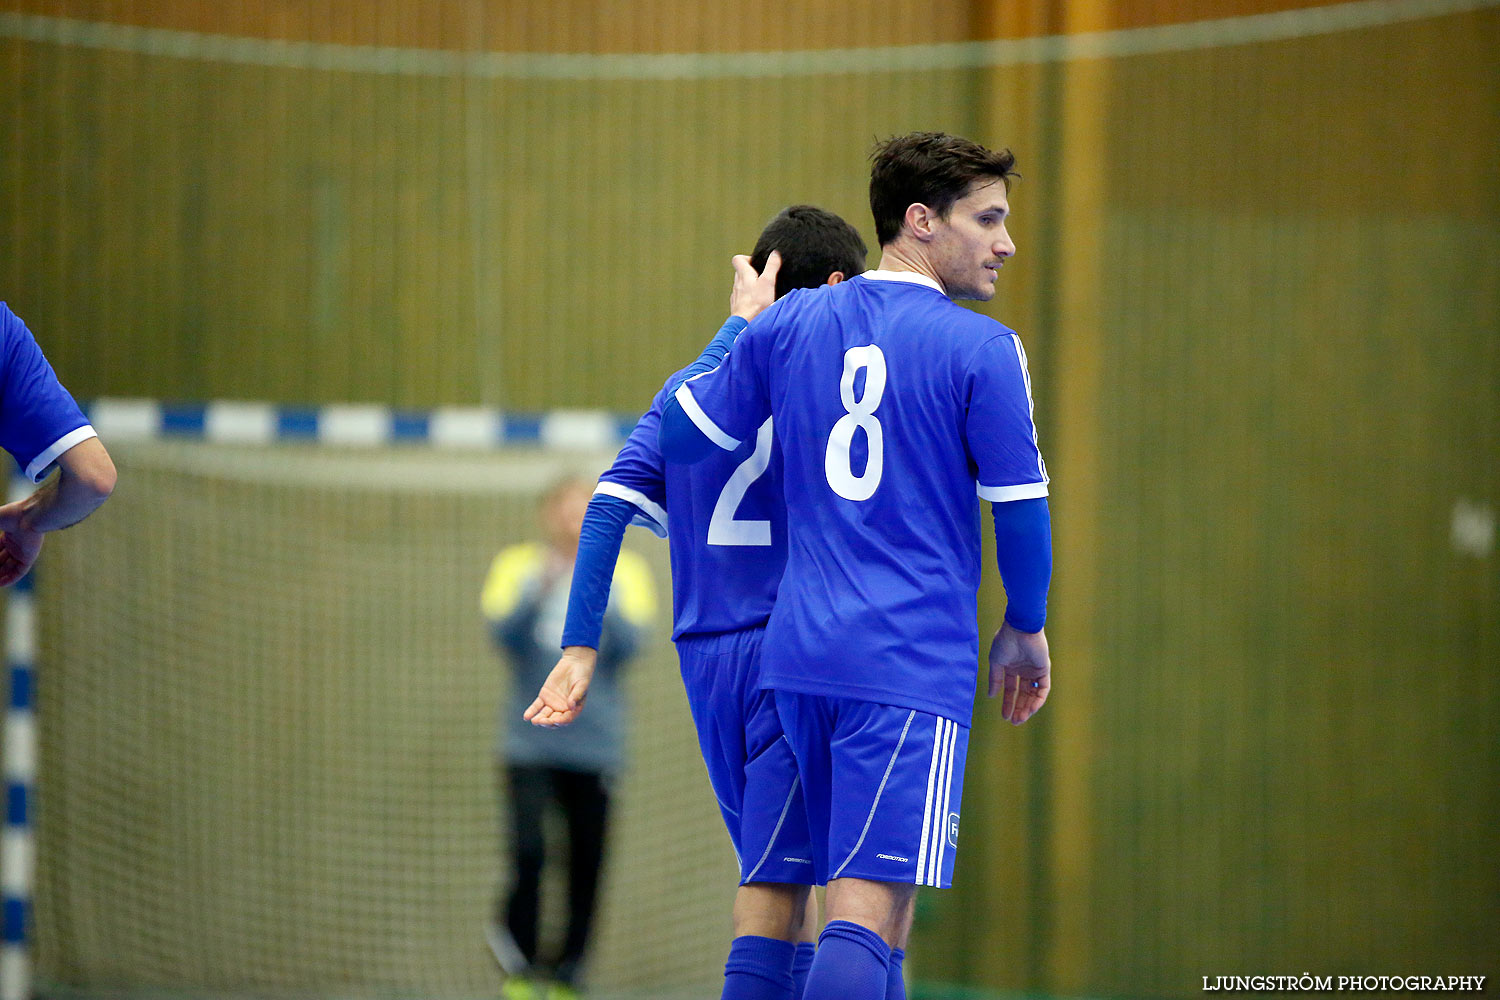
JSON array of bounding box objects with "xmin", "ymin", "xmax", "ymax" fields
[
  {"xmin": 670, "ymin": 269, "xmax": 1046, "ymax": 722},
  {"xmin": 659, "ymin": 133, "xmax": 1053, "ymax": 1000}
]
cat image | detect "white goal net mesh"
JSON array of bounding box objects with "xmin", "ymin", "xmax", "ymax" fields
[{"xmin": 21, "ymin": 438, "xmax": 737, "ymax": 998}]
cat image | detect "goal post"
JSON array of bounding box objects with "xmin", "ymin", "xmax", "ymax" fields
[
  {"xmin": 3, "ymin": 399, "xmax": 739, "ymax": 999},
  {"xmin": 2, "ymin": 478, "xmax": 37, "ymax": 1000}
]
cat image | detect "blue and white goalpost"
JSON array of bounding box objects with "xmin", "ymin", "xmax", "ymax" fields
[
  {"xmin": 2, "ymin": 474, "xmax": 36, "ymax": 1000},
  {"xmin": 0, "ymin": 398, "xmax": 634, "ymax": 1000}
]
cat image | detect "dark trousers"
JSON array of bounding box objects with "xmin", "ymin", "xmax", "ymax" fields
[{"xmin": 500, "ymin": 764, "xmax": 611, "ymax": 986}]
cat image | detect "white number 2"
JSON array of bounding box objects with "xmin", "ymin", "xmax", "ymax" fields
[
  {"xmin": 707, "ymin": 417, "xmax": 774, "ymax": 546},
  {"xmin": 824, "ymin": 345, "xmax": 887, "ymax": 501}
]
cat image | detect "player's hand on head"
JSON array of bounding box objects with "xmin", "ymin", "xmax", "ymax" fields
[
  {"xmin": 987, "ymin": 623, "xmax": 1050, "ymax": 725},
  {"xmin": 729, "ymin": 250, "xmax": 780, "ymax": 322},
  {"xmin": 524, "ymin": 646, "xmax": 598, "ymax": 727}
]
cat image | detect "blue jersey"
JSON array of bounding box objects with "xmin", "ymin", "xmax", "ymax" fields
[
  {"xmin": 598, "ymin": 367, "xmax": 787, "ymax": 640},
  {"xmin": 670, "ymin": 271, "xmax": 1048, "ymax": 724},
  {"xmin": 0, "ymin": 303, "xmax": 95, "ymax": 483}
]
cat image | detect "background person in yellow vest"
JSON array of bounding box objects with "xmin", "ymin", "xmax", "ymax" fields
[{"xmin": 480, "ymin": 476, "xmax": 657, "ymax": 999}]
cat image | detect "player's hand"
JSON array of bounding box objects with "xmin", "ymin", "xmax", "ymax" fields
[
  {"xmin": 0, "ymin": 502, "xmax": 43, "ymax": 588},
  {"xmin": 524, "ymin": 646, "xmax": 598, "ymax": 727},
  {"xmin": 987, "ymin": 622, "xmax": 1050, "ymax": 725},
  {"xmin": 729, "ymin": 250, "xmax": 780, "ymax": 322}
]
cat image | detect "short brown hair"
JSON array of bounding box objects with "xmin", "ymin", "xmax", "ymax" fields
[{"xmin": 869, "ymin": 132, "xmax": 1018, "ymax": 246}]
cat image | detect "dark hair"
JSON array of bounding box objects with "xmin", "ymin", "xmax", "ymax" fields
[
  {"xmin": 869, "ymin": 132, "xmax": 1018, "ymax": 246},
  {"xmin": 749, "ymin": 205, "xmax": 868, "ymax": 300}
]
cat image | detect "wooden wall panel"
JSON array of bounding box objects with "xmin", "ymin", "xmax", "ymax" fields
[
  {"xmin": 2, "ymin": 26, "xmax": 1027, "ymax": 409},
  {"xmin": 2, "ymin": 0, "xmax": 981, "ymax": 52},
  {"xmin": 1, "ymin": 0, "xmax": 1374, "ymax": 49},
  {"xmin": 3, "ymin": 46, "xmax": 486, "ymax": 406},
  {"xmin": 1098, "ymin": 0, "xmax": 1353, "ymax": 30},
  {"xmin": 1043, "ymin": 8, "xmax": 1500, "ymax": 995}
]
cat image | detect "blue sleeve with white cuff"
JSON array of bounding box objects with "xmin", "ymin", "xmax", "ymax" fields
[
  {"xmin": 662, "ymin": 315, "xmax": 747, "ymax": 399},
  {"xmin": 0, "ymin": 303, "xmax": 94, "ymax": 482}
]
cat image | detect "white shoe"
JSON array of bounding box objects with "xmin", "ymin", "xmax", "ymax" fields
[{"xmin": 485, "ymin": 921, "xmax": 530, "ymax": 976}]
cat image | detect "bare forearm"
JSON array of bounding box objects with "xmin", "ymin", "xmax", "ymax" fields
[
  {"xmin": 19, "ymin": 438, "xmax": 116, "ymax": 533},
  {"xmin": 17, "ymin": 475, "xmax": 104, "ymax": 533}
]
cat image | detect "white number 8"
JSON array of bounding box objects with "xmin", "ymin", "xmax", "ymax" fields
[{"xmin": 824, "ymin": 345, "xmax": 887, "ymax": 501}]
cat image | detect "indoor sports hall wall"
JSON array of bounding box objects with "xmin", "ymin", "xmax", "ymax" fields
[
  {"xmin": 2, "ymin": 1, "xmax": 1497, "ymax": 998},
  {"xmin": 0, "ymin": 0, "xmax": 1041, "ymax": 412},
  {"xmin": 1035, "ymin": 6, "xmax": 1498, "ymax": 995}
]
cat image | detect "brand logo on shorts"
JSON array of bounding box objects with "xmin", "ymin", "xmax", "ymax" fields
[
  {"xmin": 875, "ymin": 853, "xmax": 909, "ymax": 863},
  {"xmin": 947, "ymin": 812, "xmax": 960, "ymax": 847},
  {"xmin": 782, "ymin": 857, "xmax": 812, "ymax": 865}
]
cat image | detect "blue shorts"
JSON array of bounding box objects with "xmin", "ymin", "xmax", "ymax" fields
[
  {"xmin": 773, "ymin": 691, "xmax": 970, "ymax": 888},
  {"xmin": 676, "ymin": 628, "xmax": 816, "ymax": 886}
]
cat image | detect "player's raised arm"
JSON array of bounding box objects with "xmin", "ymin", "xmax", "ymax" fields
[
  {"xmin": 729, "ymin": 250, "xmax": 780, "ymax": 322},
  {"xmin": 656, "ymin": 325, "xmax": 749, "ymax": 465},
  {"xmin": 658, "ymin": 257, "xmax": 782, "ymax": 464}
]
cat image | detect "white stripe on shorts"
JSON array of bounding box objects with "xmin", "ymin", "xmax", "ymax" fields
[
  {"xmin": 915, "ymin": 717, "xmax": 943, "ymax": 884},
  {"xmin": 934, "ymin": 721, "xmax": 958, "ymax": 883},
  {"xmin": 925, "ymin": 722, "xmax": 950, "ymax": 886},
  {"xmin": 916, "ymin": 719, "xmax": 957, "ymax": 886}
]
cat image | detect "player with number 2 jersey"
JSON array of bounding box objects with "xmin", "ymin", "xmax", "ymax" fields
[{"xmin": 527, "ymin": 206, "xmax": 870, "ymax": 1000}]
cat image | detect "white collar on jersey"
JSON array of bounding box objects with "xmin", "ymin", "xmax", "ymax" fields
[{"xmin": 858, "ymin": 269, "xmax": 946, "ymax": 294}]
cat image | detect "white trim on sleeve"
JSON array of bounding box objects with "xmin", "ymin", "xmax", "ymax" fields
[
  {"xmin": 593, "ymin": 481, "xmax": 668, "ymax": 538},
  {"xmin": 976, "ymin": 481, "xmax": 1049, "ymax": 502},
  {"xmin": 24, "ymin": 425, "xmax": 98, "ymax": 484},
  {"xmin": 673, "ymin": 383, "xmax": 741, "ymax": 452},
  {"xmin": 1008, "ymin": 335, "xmax": 1050, "ymax": 484}
]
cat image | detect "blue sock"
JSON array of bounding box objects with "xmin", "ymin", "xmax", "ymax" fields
[
  {"xmin": 791, "ymin": 942, "xmax": 816, "ymax": 998},
  {"xmin": 802, "ymin": 920, "xmax": 890, "ymax": 1000},
  {"xmin": 722, "ymin": 935, "xmax": 796, "ymax": 1000},
  {"xmin": 886, "ymin": 948, "xmax": 906, "ymax": 1000}
]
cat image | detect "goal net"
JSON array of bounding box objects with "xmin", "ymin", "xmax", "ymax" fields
[{"xmin": 17, "ymin": 431, "xmax": 738, "ymax": 999}]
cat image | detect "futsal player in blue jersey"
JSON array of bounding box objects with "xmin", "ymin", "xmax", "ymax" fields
[
  {"xmin": 525, "ymin": 206, "xmax": 869, "ymax": 1000},
  {"xmin": 0, "ymin": 303, "xmax": 116, "ymax": 586},
  {"xmin": 656, "ymin": 132, "xmax": 1053, "ymax": 1000}
]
